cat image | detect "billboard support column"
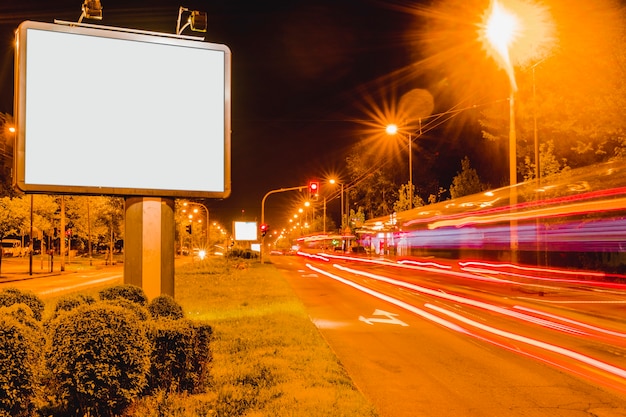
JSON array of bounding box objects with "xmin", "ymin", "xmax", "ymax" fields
[{"xmin": 124, "ymin": 197, "xmax": 175, "ymax": 299}]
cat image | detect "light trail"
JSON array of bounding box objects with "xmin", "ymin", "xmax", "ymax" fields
[
  {"xmin": 513, "ymin": 305, "xmax": 626, "ymax": 339},
  {"xmin": 305, "ymin": 261, "xmax": 626, "ymax": 393},
  {"xmin": 305, "ymin": 263, "xmax": 468, "ymax": 334},
  {"xmin": 332, "ymin": 263, "xmax": 605, "ymax": 337},
  {"xmin": 425, "ymin": 303, "xmax": 626, "ymax": 380},
  {"xmin": 301, "ymin": 250, "xmax": 626, "ymax": 294},
  {"xmin": 459, "ymin": 260, "xmax": 626, "ymax": 289}
]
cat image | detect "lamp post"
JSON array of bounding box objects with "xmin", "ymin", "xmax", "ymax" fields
[
  {"xmin": 386, "ymin": 124, "xmax": 413, "ymax": 210},
  {"xmin": 260, "ymin": 185, "xmax": 307, "ymax": 263},
  {"xmin": 481, "ymin": 0, "xmax": 521, "ymax": 259},
  {"xmin": 182, "ymin": 202, "xmax": 209, "ymax": 247},
  {"xmin": 482, "ymin": 0, "xmax": 519, "ymax": 188},
  {"xmin": 329, "ymin": 178, "xmax": 345, "ymax": 232}
]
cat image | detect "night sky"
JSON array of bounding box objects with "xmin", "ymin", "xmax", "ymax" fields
[{"xmin": 0, "ymin": 0, "xmax": 502, "ymax": 230}]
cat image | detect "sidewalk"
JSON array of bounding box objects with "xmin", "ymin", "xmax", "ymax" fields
[
  {"xmin": 0, "ymin": 255, "xmax": 112, "ymax": 282},
  {"xmin": 1, "ymin": 254, "xmax": 193, "ymax": 283}
]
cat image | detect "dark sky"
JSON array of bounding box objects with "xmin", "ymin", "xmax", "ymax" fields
[{"xmin": 0, "ymin": 0, "xmax": 496, "ymax": 230}]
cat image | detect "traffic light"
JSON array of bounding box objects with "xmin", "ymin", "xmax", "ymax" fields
[
  {"xmin": 185, "ymin": 224, "xmax": 192, "ymax": 234},
  {"xmin": 260, "ymin": 223, "xmax": 269, "ymax": 237},
  {"xmin": 309, "ymin": 181, "xmax": 320, "ymax": 199}
]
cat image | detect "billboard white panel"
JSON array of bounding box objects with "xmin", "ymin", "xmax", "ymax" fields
[
  {"xmin": 14, "ymin": 21, "xmax": 231, "ymax": 198},
  {"xmin": 233, "ymin": 221, "xmax": 258, "ymax": 241}
]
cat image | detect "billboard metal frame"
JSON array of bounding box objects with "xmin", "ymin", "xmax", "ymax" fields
[{"xmin": 14, "ymin": 20, "xmax": 231, "ymax": 198}]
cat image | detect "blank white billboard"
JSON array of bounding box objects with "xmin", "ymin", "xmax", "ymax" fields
[
  {"xmin": 233, "ymin": 221, "xmax": 258, "ymax": 241},
  {"xmin": 14, "ymin": 21, "xmax": 231, "ymax": 198}
]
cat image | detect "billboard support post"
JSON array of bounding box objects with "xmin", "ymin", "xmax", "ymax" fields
[{"xmin": 124, "ymin": 197, "xmax": 175, "ymax": 299}]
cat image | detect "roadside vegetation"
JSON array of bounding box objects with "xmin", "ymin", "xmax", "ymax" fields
[{"xmin": 0, "ymin": 255, "xmax": 378, "ymax": 416}]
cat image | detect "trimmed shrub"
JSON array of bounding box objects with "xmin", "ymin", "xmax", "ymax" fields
[
  {"xmin": 1, "ymin": 303, "xmax": 41, "ymax": 333},
  {"xmin": 45, "ymin": 303, "xmax": 151, "ymax": 416},
  {"xmin": 51, "ymin": 294, "xmax": 96, "ymax": 319},
  {"xmin": 147, "ymin": 319, "xmax": 213, "ymax": 394},
  {"xmin": 148, "ymin": 294, "xmax": 184, "ymax": 320},
  {"xmin": 0, "ymin": 288, "xmax": 45, "ymax": 321},
  {"xmin": 99, "ymin": 284, "xmax": 148, "ymax": 306},
  {"xmin": 0, "ymin": 312, "xmax": 44, "ymax": 416},
  {"xmin": 101, "ymin": 298, "xmax": 150, "ymax": 321}
]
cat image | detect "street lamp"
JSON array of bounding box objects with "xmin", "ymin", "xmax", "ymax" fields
[
  {"xmin": 481, "ymin": 0, "xmax": 519, "ymax": 188},
  {"xmin": 480, "ymin": 0, "xmax": 555, "ymax": 188},
  {"xmin": 329, "ymin": 179, "xmax": 345, "ymax": 232},
  {"xmin": 479, "ymin": 0, "xmax": 556, "ymax": 262},
  {"xmin": 386, "ymin": 124, "xmax": 413, "ymax": 210},
  {"xmin": 182, "ymin": 201, "xmax": 209, "ymax": 247},
  {"xmin": 481, "ymin": 0, "xmax": 521, "ymax": 258}
]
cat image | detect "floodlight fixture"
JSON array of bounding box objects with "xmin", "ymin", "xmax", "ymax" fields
[
  {"xmin": 177, "ymin": 7, "xmax": 208, "ymax": 35},
  {"xmin": 78, "ymin": 0, "xmax": 103, "ymax": 23}
]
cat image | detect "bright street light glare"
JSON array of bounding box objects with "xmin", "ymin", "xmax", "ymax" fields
[
  {"xmin": 485, "ymin": 0, "xmax": 519, "ymax": 62},
  {"xmin": 386, "ymin": 124, "xmax": 398, "ymax": 135},
  {"xmin": 480, "ymin": 0, "xmax": 520, "ymax": 91},
  {"xmin": 479, "ymin": 0, "xmax": 556, "ymax": 93}
]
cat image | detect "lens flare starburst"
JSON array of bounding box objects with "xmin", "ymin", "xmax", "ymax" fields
[{"xmin": 479, "ymin": 0, "xmax": 556, "ymax": 91}]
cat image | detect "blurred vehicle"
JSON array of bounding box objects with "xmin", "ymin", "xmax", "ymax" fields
[
  {"xmin": 357, "ymin": 160, "xmax": 626, "ymax": 275},
  {"xmin": 1, "ymin": 239, "xmax": 24, "ymax": 257}
]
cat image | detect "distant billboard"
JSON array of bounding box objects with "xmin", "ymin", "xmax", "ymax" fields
[
  {"xmin": 14, "ymin": 21, "xmax": 231, "ymax": 198},
  {"xmin": 233, "ymin": 221, "xmax": 258, "ymax": 241}
]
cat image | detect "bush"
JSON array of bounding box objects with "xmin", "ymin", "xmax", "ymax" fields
[
  {"xmin": 0, "ymin": 288, "xmax": 45, "ymax": 321},
  {"xmin": 227, "ymin": 248, "xmax": 259, "ymax": 259},
  {"xmin": 99, "ymin": 284, "xmax": 148, "ymax": 306},
  {"xmin": 148, "ymin": 294, "xmax": 184, "ymax": 320},
  {"xmin": 147, "ymin": 320, "xmax": 212, "ymax": 394},
  {"xmin": 0, "ymin": 313, "xmax": 44, "ymax": 416},
  {"xmin": 45, "ymin": 303, "xmax": 151, "ymax": 416},
  {"xmin": 51, "ymin": 294, "xmax": 96, "ymax": 319},
  {"xmin": 101, "ymin": 298, "xmax": 150, "ymax": 321}
]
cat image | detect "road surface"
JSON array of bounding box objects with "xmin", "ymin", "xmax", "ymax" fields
[{"xmin": 272, "ymin": 252, "xmax": 626, "ymax": 417}]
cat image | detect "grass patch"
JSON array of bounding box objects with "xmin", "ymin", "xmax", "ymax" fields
[{"xmin": 129, "ymin": 257, "xmax": 379, "ymax": 416}]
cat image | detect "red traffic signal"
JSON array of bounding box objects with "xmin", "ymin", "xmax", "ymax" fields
[
  {"xmin": 260, "ymin": 223, "xmax": 269, "ymax": 237},
  {"xmin": 309, "ymin": 181, "xmax": 319, "ymax": 197}
]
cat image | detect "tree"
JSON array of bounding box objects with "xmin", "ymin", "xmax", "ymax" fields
[
  {"xmin": 345, "ymin": 142, "xmax": 397, "ymax": 221},
  {"xmin": 347, "ymin": 207, "xmax": 365, "ymax": 232},
  {"xmin": 30, "ymin": 195, "xmax": 58, "ymax": 246},
  {"xmin": 428, "ymin": 187, "xmax": 447, "ymax": 204},
  {"xmin": 88, "ymin": 196, "xmax": 124, "ymax": 259},
  {"xmin": 0, "ymin": 196, "xmax": 28, "ymax": 274},
  {"xmin": 308, "ymin": 214, "xmax": 336, "ymax": 234},
  {"xmin": 522, "ymin": 140, "xmax": 569, "ymax": 182},
  {"xmin": 393, "ymin": 183, "xmax": 425, "ymax": 213},
  {"xmin": 449, "ymin": 156, "xmax": 487, "ymax": 199}
]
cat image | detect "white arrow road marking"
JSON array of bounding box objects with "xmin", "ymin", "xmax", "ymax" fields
[{"xmin": 359, "ymin": 309, "xmax": 409, "ymax": 326}]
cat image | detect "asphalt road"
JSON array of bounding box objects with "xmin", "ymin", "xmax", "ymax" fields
[{"xmin": 272, "ymin": 252, "xmax": 626, "ymax": 417}]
